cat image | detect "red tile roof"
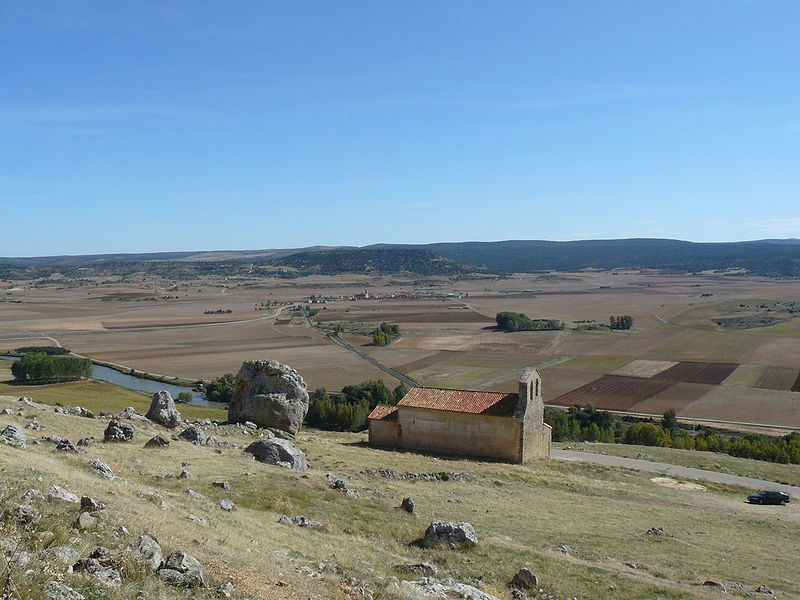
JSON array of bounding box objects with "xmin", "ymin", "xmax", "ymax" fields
[
  {"xmin": 368, "ymin": 404, "xmax": 399, "ymax": 421},
  {"xmin": 397, "ymin": 386, "xmax": 519, "ymax": 417}
]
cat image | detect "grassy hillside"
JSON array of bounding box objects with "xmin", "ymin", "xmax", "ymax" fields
[{"xmin": 1, "ymin": 394, "xmax": 798, "ymax": 600}]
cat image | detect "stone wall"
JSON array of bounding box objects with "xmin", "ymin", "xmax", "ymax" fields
[{"xmin": 392, "ymin": 407, "xmax": 524, "ymax": 462}]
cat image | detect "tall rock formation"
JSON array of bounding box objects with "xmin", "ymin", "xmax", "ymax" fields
[{"xmin": 227, "ymin": 360, "xmax": 309, "ymax": 435}]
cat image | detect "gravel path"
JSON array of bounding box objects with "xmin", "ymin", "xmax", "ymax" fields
[{"xmin": 552, "ymin": 449, "xmax": 800, "ymax": 498}]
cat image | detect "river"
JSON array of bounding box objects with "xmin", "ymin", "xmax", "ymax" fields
[{"xmin": 0, "ymin": 355, "xmax": 223, "ymax": 408}]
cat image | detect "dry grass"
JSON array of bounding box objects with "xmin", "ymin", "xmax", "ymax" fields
[{"xmin": 2, "ymin": 394, "xmax": 799, "ymax": 599}]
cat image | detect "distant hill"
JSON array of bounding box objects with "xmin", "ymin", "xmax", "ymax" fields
[
  {"xmin": 375, "ymin": 239, "xmax": 800, "ymax": 277},
  {"xmin": 3, "ymin": 238, "xmax": 800, "ymax": 277},
  {"xmin": 270, "ymin": 247, "xmax": 473, "ymax": 275}
]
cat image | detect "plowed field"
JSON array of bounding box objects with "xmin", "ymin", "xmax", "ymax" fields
[
  {"xmin": 654, "ymin": 361, "xmax": 739, "ymax": 385},
  {"xmin": 550, "ymin": 375, "xmax": 674, "ymax": 411}
]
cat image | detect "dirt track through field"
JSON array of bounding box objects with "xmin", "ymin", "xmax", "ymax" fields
[{"xmin": 553, "ymin": 449, "xmax": 800, "ymax": 498}]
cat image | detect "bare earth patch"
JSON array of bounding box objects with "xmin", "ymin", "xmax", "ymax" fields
[{"xmin": 650, "ymin": 476, "xmax": 706, "ymax": 492}]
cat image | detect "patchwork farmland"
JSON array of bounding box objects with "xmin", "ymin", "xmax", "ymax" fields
[{"xmin": 1, "ymin": 269, "xmax": 799, "ymax": 428}]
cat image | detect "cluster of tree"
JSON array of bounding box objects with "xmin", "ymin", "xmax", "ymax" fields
[
  {"xmin": 372, "ymin": 322, "xmax": 400, "ymax": 346},
  {"xmin": 11, "ymin": 353, "xmax": 92, "ymax": 383},
  {"xmin": 305, "ymin": 380, "xmax": 408, "ymax": 431},
  {"xmin": 609, "ymin": 315, "xmax": 633, "ymax": 330},
  {"xmin": 203, "ymin": 373, "xmax": 236, "ymax": 403},
  {"xmin": 176, "ymin": 391, "xmax": 194, "ymax": 404},
  {"xmin": 15, "ymin": 346, "xmax": 70, "ymax": 356},
  {"xmin": 623, "ymin": 421, "xmax": 800, "ymax": 464},
  {"xmin": 545, "ymin": 404, "xmax": 616, "ymax": 443},
  {"xmin": 495, "ymin": 312, "xmax": 565, "ymax": 332},
  {"xmin": 547, "ymin": 404, "xmax": 800, "ymax": 465},
  {"xmin": 203, "ymin": 309, "xmax": 233, "ymax": 314}
]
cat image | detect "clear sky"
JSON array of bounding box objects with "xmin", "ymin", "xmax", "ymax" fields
[{"xmin": 2, "ymin": 1, "xmax": 799, "ymax": 256}]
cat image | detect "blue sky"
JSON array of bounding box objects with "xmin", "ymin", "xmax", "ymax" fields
[{"xmin": 2, "ymin": 1, "xmax": 799, "ymax": 256}]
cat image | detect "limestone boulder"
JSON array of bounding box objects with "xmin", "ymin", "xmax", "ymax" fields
[
  {"xmin": 421, "ymin": 521, "xmax": 478, "ymax": 549},
  {"xmin": 228, "ymin": 360, "xmax": 309, "ymax": 435},
  {"xmin": 104, "ymin": 419, "xmax": 136, "ymax": 442},
  {"xmin": 245, "ymin": 438, "xmax": 308, "ymax": 472},
  {"xmin": 126, "ymin": 533, "xmax": 162, "ymax": 571},
  {"xmin": 1, "ymin": 425, "xmax": 27, "ymax": 448},
  {"xmin": 158, "ymin": 550, "xmax": 205, "ymax": 587},
  {"xmin": 146, "ymin": 391, "xmax": 182, "ymax": 428}
]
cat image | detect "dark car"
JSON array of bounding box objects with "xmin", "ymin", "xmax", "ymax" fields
[{"xmin": 747, "ymin": 490, "xmax": 791, "ymax": 505}]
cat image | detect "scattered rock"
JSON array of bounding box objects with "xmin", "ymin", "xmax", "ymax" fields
[
  {"xmin": 56, "ymin": 439, "xmax": 78, "ymax": 452},
  {"xmin": 185, "ymin": 489, "xmax": 205, "ymax": 500},
  {"xmin": 218, "ymin": 498, "xmax": 236, "ymax": 511},
  {"xmin": 44, "ymin": 581, "xmax": 84, "ymax": 600},
  {"xmin": 89, "ymin": 458, "xmax": 115, "ymax": 480},
  {"xmin": 73, "ymin": 558, "xmax": 121, "ymax": 587},
  {"xmin": 397, "ymin": 578, "xmax": 501, "ymax": 600},
  {"xmin": 47, "ymin": 484, "xmax": 80, "ymax": 504},
  {"xmin": 103, "ymin": 419, "xmax": 136, "ymax": 442},
  {"xmin": 291, "ymin": 515, "xmax": 323, "ymax": 528},
  {"xmin": 212, "ymin": 481, "xmax": 230, "ymax": 490},
  {"xmin": 401, "ymin": 497, "xmax": 415, "ymax": 513},
  {"xmin": 245, "ymin": 438, "xmax": 308, "ymax": 471},
  {"xmin": 145, "ymin": 390, "xmax": 183, "ymax": 428},
  {"xmin": 77, "ymin": 437, "xmax": 95, "ymax": 447},
  {"xmin": 46, "ymin": 545, "xmax": 81, "ymax": 568},
  {"xmin": 116, "ymin": 406, "xmax": 147, "ymax": 421},
  {"xmin": 179, "ymin": 426, "xmax": 208, "ymax": 445},
  {"xmin": 397, "ymin": 563, "xmax": 438, "ymax": 576},
  {"xmin": 228, "ymin": 359, "xmax": 309, "ymax": 435},
  {"xmin": 26, "ymin": 418, "xmax": 47, "ymax": 431},
  {"xmin": 1, "ymin": 424, "xmax": 27, "ymax": 448},
  {"xmin": 753, "ymin": 585, "xmax": 774, "ymax": 594},
  {"xmin": 0, "ymin": 408, "xmax": 13, "ymax": 415},
  {"xmin": 510, "ymin": 568, "xmax": 538, "ymax": 589},
  {"xmin": 646, "ymin": 527, "xmax": 667, "ymax": 536},
  {"xmin": 421, "ymin": 521, "xmax": 478, "ymax": 549},
  {"xmin": 80, "ymin": 496, "xmax": 104, "ymax": 512},
  {"xmin": 702, "ymin": 580, "xmax": 726, "ymax": 592},
  {"xmin": 554, "ymin": 545, "xmax": 573, "ymax": 554},
  {"xmin": 68, "ymin": 406, "xmax": 95, "ymax": 418},
  {"xmin": 144, "ymin": 435, "xmax": 170, "ymax": 449},
  {"xmin": 21, "ymin": 488, "xmax": 45, "ymax": 502},
  {"xmin": 178, "ymin": 469, "xmax": 191, "ymax": 479},
  {"xmin": 217, "ymin": 581, "xmax": 235, "ymax": 598},
  {"xmin": 114, "ymin": 525, "xmax": 130, "ymax": 536},
  {"xmin": 277, "ymin": 515, "xmax": 292, "ymax": 525},
  {"xmin": 13, "ymin": 503, "xmax": 41, "ymax": 524},
  {"xmin": 126, "ymin": 533, "xmax": 162, "ymax": 571},
  {"xmin": 75, "ymin": 511, "xmax": 100, "ymax": 530},
  {"xmin": 18, "ymin": 396, "xmax": 36, "ymax": 406},
  {"xmin": 158, "ymin": 550, "xmax": 205, "ymax": 587}
]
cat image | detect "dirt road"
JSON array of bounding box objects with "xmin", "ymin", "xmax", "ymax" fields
[{"xmin": 553, "ymin": 449, "xmax": 800, "ymax": 498}]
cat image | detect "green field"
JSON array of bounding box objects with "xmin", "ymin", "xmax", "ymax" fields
[{"xmin": 0, "ymin": 359, "xmax": 225, "ymax": 421}]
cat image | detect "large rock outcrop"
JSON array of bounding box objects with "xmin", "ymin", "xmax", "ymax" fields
[
  {"xmin": 228, "ymin": 360, "xmax": 309, "ymax": 435},
  {"xmin": 245, "ymin": 439, "xmax": 308, "ymax": 472},
  {"xmin": 145, "ymin": 391, "xmax": 182, "ymax": 428}
]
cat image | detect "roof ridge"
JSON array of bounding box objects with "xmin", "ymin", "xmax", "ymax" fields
[{"xmin": 410, "ymin": 385, "xmax": 516, "ymax": 395}]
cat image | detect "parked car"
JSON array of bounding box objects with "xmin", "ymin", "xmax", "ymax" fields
[{"xmin": 747, "ymin": 490, "xmax": 790, "ymax": 505}]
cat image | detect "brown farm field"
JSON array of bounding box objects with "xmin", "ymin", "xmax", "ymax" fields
[{"xmin": 2, "ymin": 270, "xmax": 800, "ymax": 427}]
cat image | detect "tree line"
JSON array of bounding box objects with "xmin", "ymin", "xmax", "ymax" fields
[
  {"xmin": 306, "ymin": 380, "xmax": 408, "ymax": 431},
  {"xmin": 15, "ymin": 346, "xmax": 70, "ymax": 356},
  {"xmin": 546, "ymin": 404, "xmax": 800, "ymax": 465},
  {"xmin": 11, "ymin": 353, "xmax": 92, "ymax": 383},
  {"xmin": 495, "ymin": 311, "xmax": 565, "ymax": 332}
]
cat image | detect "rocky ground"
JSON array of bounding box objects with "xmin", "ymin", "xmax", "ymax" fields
[{"xmin": 1, "ymin": 393, "xmax": 797, "ymax": 600}]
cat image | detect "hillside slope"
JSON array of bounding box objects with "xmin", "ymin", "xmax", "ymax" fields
[{"xmin": 2, "ymin": 394, "xmax": 798, "ymax": 600}]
